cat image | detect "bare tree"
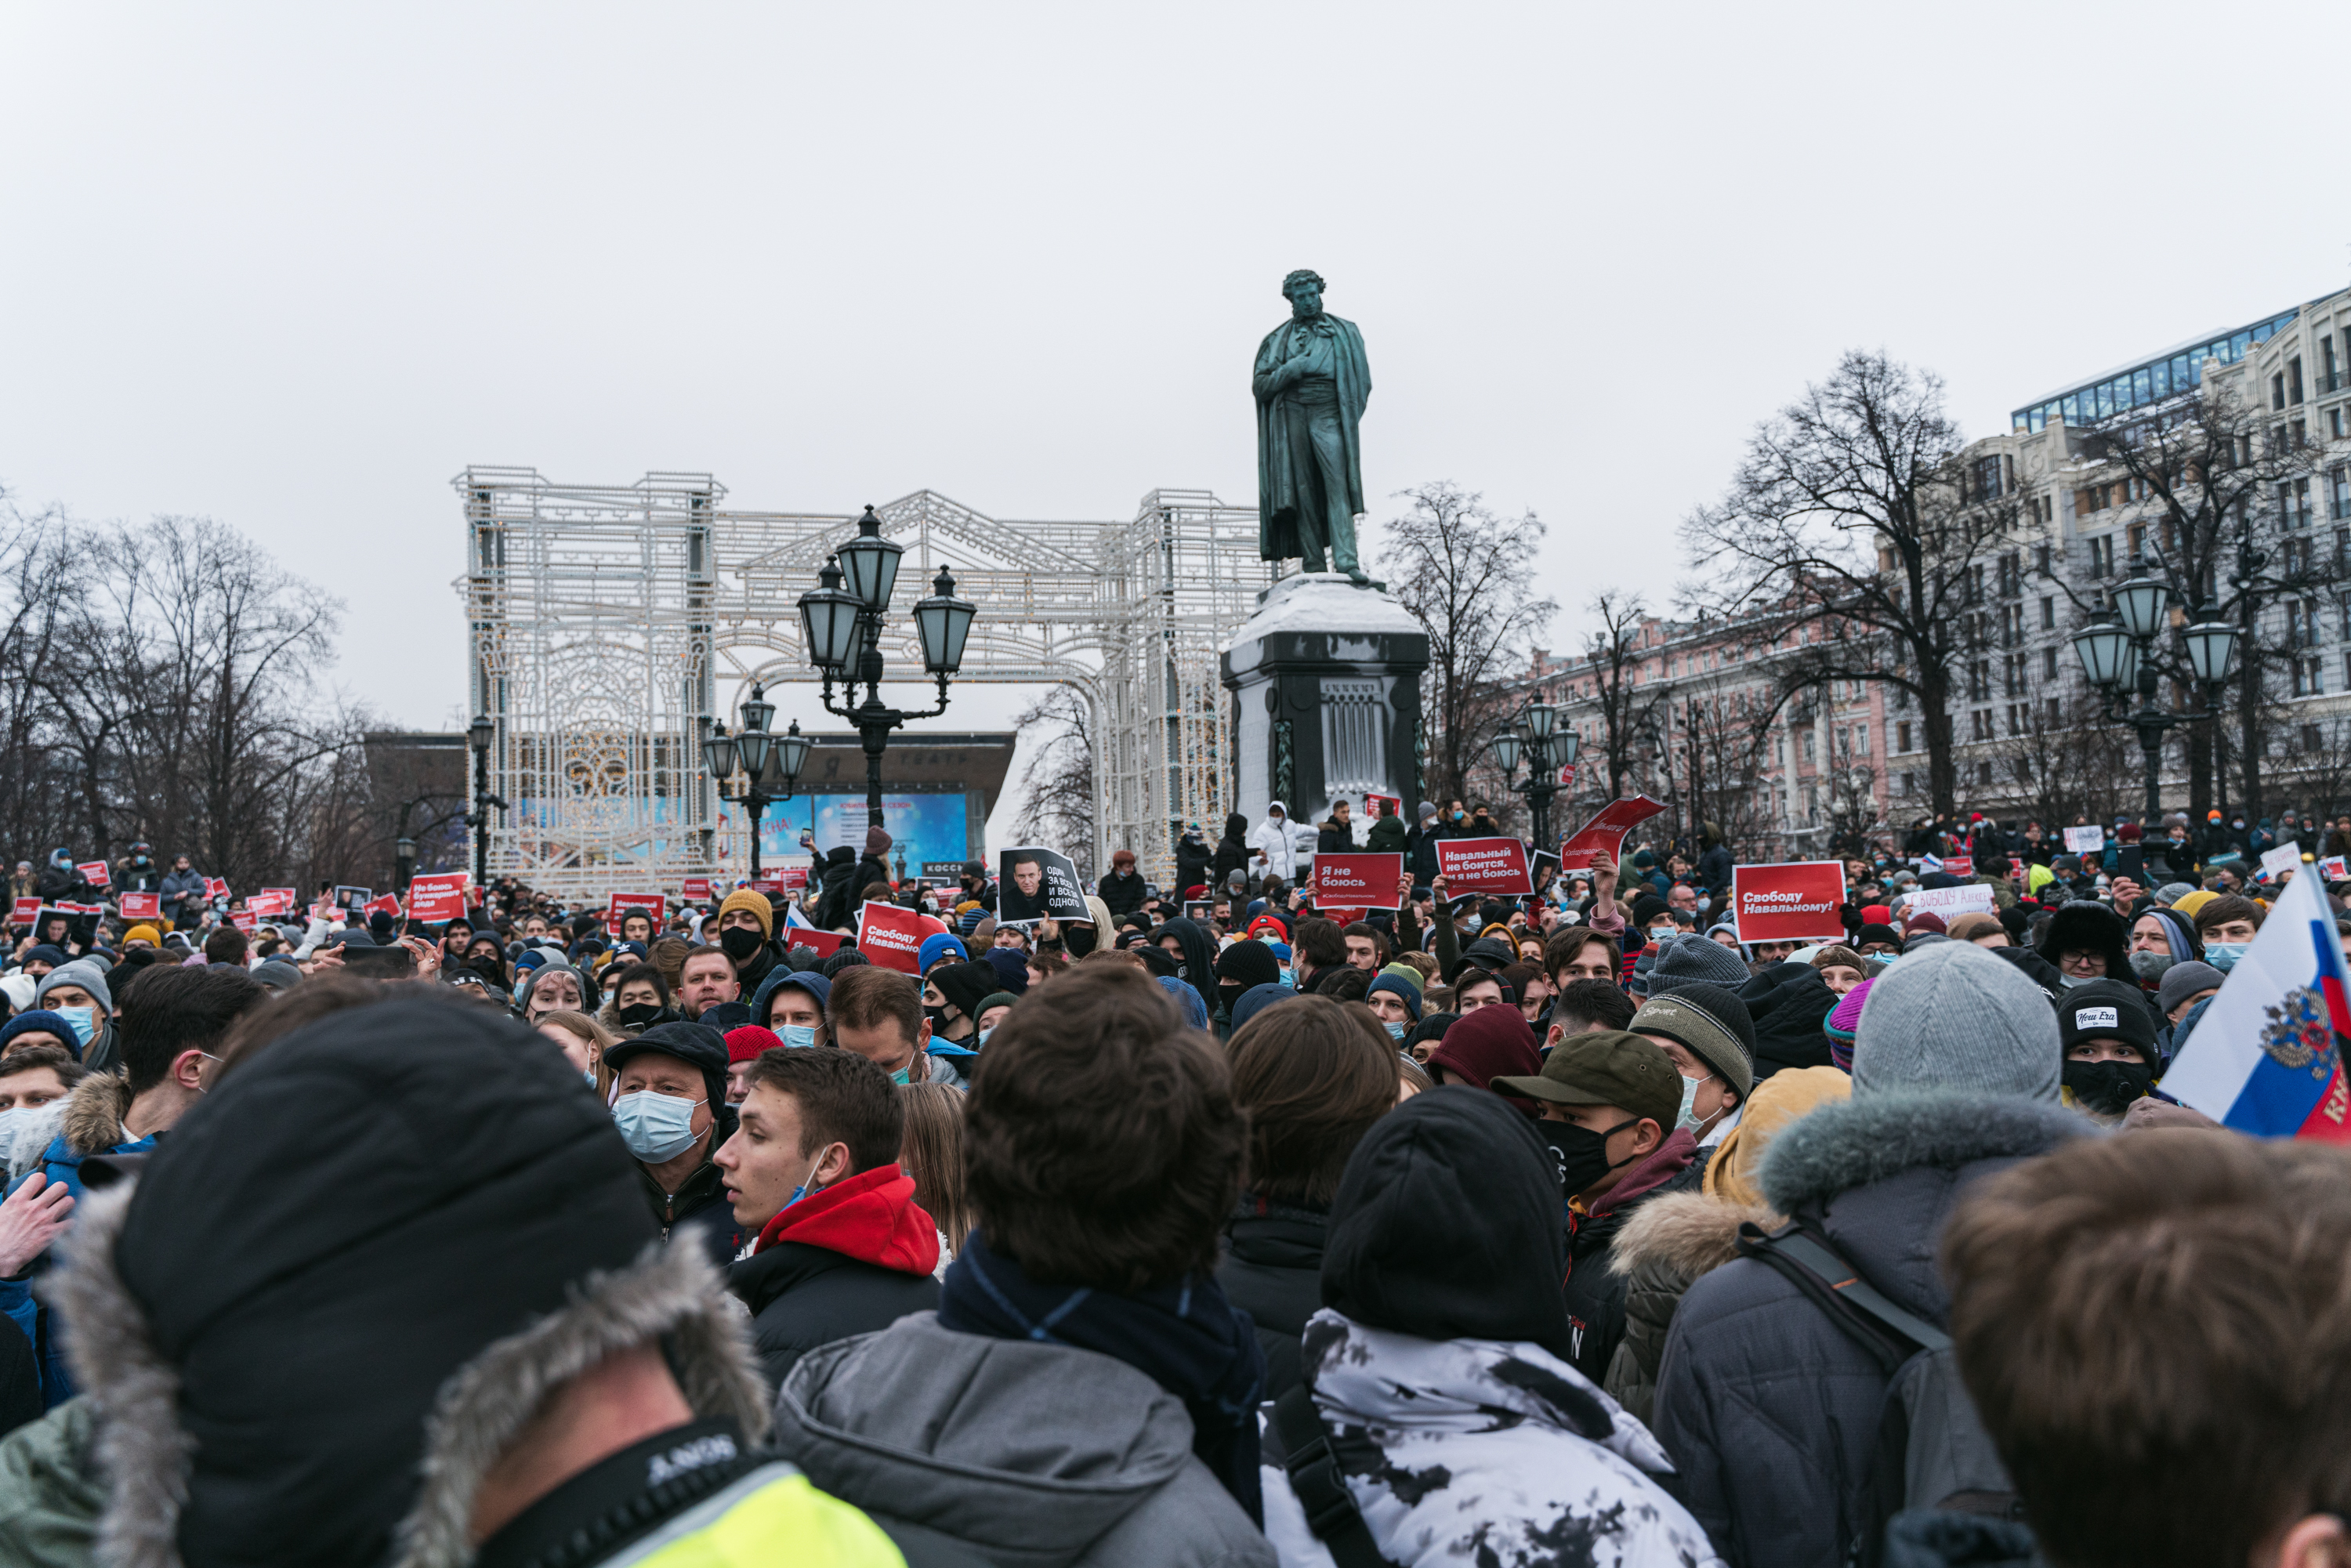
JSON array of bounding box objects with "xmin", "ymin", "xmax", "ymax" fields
[
  {"xmin": 2075, "ymin": 378, "xmax": 2338, "ymax": 818},
  {"xmin": 1378, "ymin": 483, "xmax": 1557, "ymax": 805},
  {"xmin": 1580, "ymin": 590, "xmax": 1665, "ymax": 804},
  {"xmin": 1683, "ymin": 351, "xmax": 2028, "ymax": 819},
  {"xmin": 1008, "ymin": 684, "xmax": 1096, "ymax": 875}
]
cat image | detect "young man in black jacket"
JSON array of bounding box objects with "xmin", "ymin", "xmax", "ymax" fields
[{"xmin": 716, "ymin": 1046, "xmax": 940, "ymax": 1391}]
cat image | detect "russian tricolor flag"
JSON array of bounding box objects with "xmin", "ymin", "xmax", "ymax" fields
[
  {"xmin": 2161, "ymin": 860, "xmax": 2351, "ymax": 1140},
  {"xmin": 784, "ymin": 902, "xmax": 817, "ymax": 933}
]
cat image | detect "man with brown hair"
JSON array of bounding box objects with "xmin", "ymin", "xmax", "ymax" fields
[
  {"xmin": 716, "ymin": 1047, "xmax": 940, "ymax": 1390},
  {"xmin": 824, "ymin": 965, "xmax": 931, "ymax": 1085},
  {"xmin": 1942, "ymin": 1132, "xmax": 2351, "ymax": 1568},
  {"xmin": 1288, "ymin": 916, "xmax": 1346, "ymax": 990},
  {"xmin": 768, "ymin": 965, "xmax": 1275, "ymax": 1567},
  {"xmin": 1545, "ymin": 925, "xmax": 1621, "ymax": 989}
]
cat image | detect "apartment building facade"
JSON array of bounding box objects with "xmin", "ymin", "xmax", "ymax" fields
[{"xmin": 1534, "ymin": 281, "xmax": 2351, "ymax": 856}]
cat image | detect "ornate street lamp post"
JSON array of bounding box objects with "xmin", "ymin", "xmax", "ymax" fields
[{"xmin": 2071, "ymin": 575, "xmax": 2239, "ymax": 827}]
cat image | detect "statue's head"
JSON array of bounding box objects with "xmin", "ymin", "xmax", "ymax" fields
[{"xmin": 1281, "ymin": 269, "xmax": 1324, "ymax": 317}]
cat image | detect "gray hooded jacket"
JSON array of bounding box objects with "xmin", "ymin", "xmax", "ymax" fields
[{"xmin": 770, "ymin": 1313, "xmax": 1275, "ymax": 1568}]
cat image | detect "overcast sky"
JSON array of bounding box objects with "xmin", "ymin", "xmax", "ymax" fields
[{"xmin": 5, "ymin": 2, "xmax": 2346, "ymax": 821}]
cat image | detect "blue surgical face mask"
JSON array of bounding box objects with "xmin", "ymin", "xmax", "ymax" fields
[
  {"xmin": 60, "ymin": 1008, "xmax": 96, "ymax": 1047},
  {"xmin": 891, "ymin": 1065, "xmax": 912, "ymax": 1085},
  {"xmin": 612, "ymin": 1089, "xmax": 705, "ymax": 1162},
  {"xmin": 582, "ymin": 1068, "xmax": 598, "ymax": 1088},
  {"xmin": 1675, "ymin": 1073, "xmax": 1722, "ymax": 1135},
  {"xmin": 1384, "ymin": 1019, "xmax": 1407, "ymax": 1041},
  {"xmin": 975, "ymin": 1028, "xmax": 993, "ymax": 1048},
  {"xmin": 778, "ymin": 1023, "xmax": 818, "ymax": 1050},
  {"xmin": 2204, "ymin": 942, "xmax": 2251, "ymax": 972}
]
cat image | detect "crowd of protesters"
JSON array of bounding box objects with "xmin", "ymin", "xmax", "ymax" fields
[{"xmin": 0, "ymin": 795, "xmax": 2340, "ymax": 1566}]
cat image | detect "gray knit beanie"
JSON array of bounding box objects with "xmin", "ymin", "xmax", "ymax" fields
[
  {"xmin": 1646, "ymin": 932, "xmax": 1752, "ymax": 996},
  {"xmin": 1851, "ymin": 940, "xmax": 2059, "ymax": 1102}
]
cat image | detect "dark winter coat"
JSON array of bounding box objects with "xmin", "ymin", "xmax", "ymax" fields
[
  {"xmin": 1602, "ymin": 1189, "xmax": 1775, "ymax": 1427},
  {"xmin": 1364, "ymin": 814, "xmax": 1407, "ymax": 855},
  {"xmin": 728, "ymin": 1164, "xmax": 940, "ymax": 1392},
  {"xmin": 1095, "ymin": 868, "xmax": 1147, "ymax": 918},
  {"xmin": 812, "ymin": 847, "xmax": 859, "ymax": 930},
  {"xmin": 31, "ymin": 867, "xmax": 89, "ymax": 906},
  {"xmin": 1561, "ymin": 1128, "xmax": 1700, "ymax": 1389},
  {"xmin": 1650, "ymin": 1090, "xmax": 2084, "ymax": 1568},
  {"xmin": 1211, "ymin": 813, "xmax": 1253, "ymax": 890},
  {"xmin": 1173, "ymin": 834, "xmax": 1214, "ymax": 895},
  {"xmin": 1697, "ymin": 842, "xmax": 1733, "ymax": 891},
  {"xmin": 1315, "ymin": 817, "xmax": 1355, "ymax": 855},
  {"xmin": 1737, "ymin": 962, "xmax": 1842, "ymax": 1079},
  {"xmin": 1215, "ymin": 1197, "xmax": 1326, "ymax": 1401}
]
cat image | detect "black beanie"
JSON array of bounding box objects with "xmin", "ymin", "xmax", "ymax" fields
[
  {"xmin": 929, "ymin": 960, "xmax": 999, "ymax": 1024},
  {"xmin": 1213, "ymin": 940, "xmax": 1281, "ymax": 991},
  {"xmin": 1631, "ymin": 896, "xmax": 1670, "ymax": 929},
  {"xmin": 2056, "ymin": 978, "xmax": 2158, "ymax": 1059},
  {"xmin": 1321, "ymin": 1087, "xmax": 1578, "ymax": 1364}
]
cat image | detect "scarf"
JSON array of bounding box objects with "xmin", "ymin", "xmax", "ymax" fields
[{"xmin": 937, "ymin": 1231, "xmax": 1265, "ymax": 1523}]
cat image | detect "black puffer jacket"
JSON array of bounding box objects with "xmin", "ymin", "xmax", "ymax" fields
[
  {"xmin": 1737, "ymin": 961, "xmax": 1841, "ymax": 1079},
  {"xmin": 1215, "ymin": 1197, "xmax": 1326, "ymax": 1400},
  {"xmin": 1174, "ymin": 833, "xmax": 1214, "ymax": 896},
  {"xmin": 1211, "ymin": 813, "xmax": 1252, "ymax": 890},
  {"xmin": 1095, "ymin": 868, "xmax": 1147, "ymax": 918},
  {"xmin": 1650, "ymin": 1090, "xmax": 2084, "ymax": 1568},
  {"xmin": 731, "ymin": 1240, "xmax": 940, "ymax": 1393},
  {"xmin": 812, "ymin": 847, "xmax": 858, "ymax": 930}
]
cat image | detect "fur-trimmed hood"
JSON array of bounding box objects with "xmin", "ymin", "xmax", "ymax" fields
[
  {"xmin": 1758, "ymin": 1088, "xmax": 2088, "ymax": 1216},
  {"xmin": 1606, "ymin": 1190, "xmax": 1777, "ymax": 1282},
  {"xmin": 60, "ymin": 1070, "xmax": 130, "ymax": 1160},
  {"xmin": 42, "ymin": 996, "xmax": 769, "ymax": 1568},
  {"xmin": 51, "ymin": 1182, "xmax": 767, "ymax": 1568}
]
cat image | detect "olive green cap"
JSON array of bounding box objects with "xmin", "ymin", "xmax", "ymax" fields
[{"xmin": 1490, "ymin": 1029, "xmax": 1682, "ymax": 1130}]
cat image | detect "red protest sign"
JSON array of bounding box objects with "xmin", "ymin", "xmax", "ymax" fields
[
  {"xmin": 407, "ymin": 872, "xmax": 470, "ymax": 923},
  {"xmin": 77, "ymin": 861, "xmax": 110, "ymax": 888},
  {"xmin": 680, "ymin": 877, "xmax": 712, "ymax": 902},
  {"xmin": 857, "ymin": 901, "xmax": 931, "ymax": 974},
  {"xmin": 1730, "ymin": 861, "xmax": 1849, "ymax": 943},
  {"xmin": 791, "ymin": 928, "xmax": 849, "ymax": 959},
  {"xmin": 1364, "ymin": 792, "xmax": 1403, "ymax": 822},
  {"xmin": 8, "ymin": 898, "xmax": 38, "ymax": 926},
  {"xmin": 1434, "ymin": 836, "xmax": 1533, "ymax": 897},
  {"xmin": 118, "ymin": 892, "xmax": 161, "ymax": 920},
  {"xmin": 229, "ymin": 911, "xmax": 257, "ymax": 932},
  {"xmin": 608, "ymin": 892, "xmax": 666, "ymax": 926},
  {"xmin": 204, "ymin": 877, "xmax": 230, "ymax": 900},
  {"xmin": 779, "ymin": 864, "xmax": 809, "ymax": 892},
  {"xmin": 751, "ymin": 871, "xmax": 788, "ymax": 894},
  {"xmin": 1558, "ymin": 796, "xmax": 1668, "ymax": 873},
  {"xmin": 1943, "ymin": 855, "xmax": 1976, "ymax": 878},
  {"xmin": 362, "ymin": 893, "xmax": 403, "ymax": 918},
  {"xmin": 246, "ymin": 889, "xmax": 295, "ymax": 917},
  {"xmin": 1314, "ymin": 853, "xmax": 1404, "ymax": 911},
  {"xmin": 309, "ymin": 901, "xmax": 339, "ymax": 923}
]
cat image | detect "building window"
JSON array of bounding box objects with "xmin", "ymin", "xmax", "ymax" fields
[
  {"xmin": 2088, "ymin": 535, "xmax": 2115, "ymax": 576},
  {"xmin": 1802, "ymin": 729, "xmax": 1816, "ymax": 762},
  {"xmin": 2005, "ymin": 703, "xmax": 2021, "ymax": 737},
  {"xmin": 2034, "ymin": 542, "xmax": 2053, "ymax": 575},
  {"xmin": 2305, "ymin": 724, "xmax": 2325, "ymax": 753},
  {"xmin": 1855, "ymin": 723, "xmax": 1869, "ymax": 757},
  {"xmin": 2291, "ymin": 357, "xmax": 2306, "ymax": 405},
  {"xmin": 1901, "ymin": 771, "xmax": 1914, "ymax": 797},
  {"xmin": 1969, "ymin": 661, "xmax": 1991, "ymax": 701},
  {"xmin": 2040, "ymin": 596, "xmax": 2056, "ymax": 630},
  {"xmin": 2046, "ymin": 697, "xmax": 2063, "ymax": 727},
  {"xmin": 1972, "ymin": 708, "xmax": 1994, "ymax": 741},
  {"xmin": 2332, "ymin": 467, "xmax": 2349, "ymax": 522},
  {"xmin": 1896, "ymin": 719, "xmax": 1912, "ymax": 753},
  {"xmin": 2043, "ymin": 646, "xmax": 2059, "ymax": 681},
  {"xmin": 1977, "ymin": 759, "xmax": 1994, "ymax": 785}
]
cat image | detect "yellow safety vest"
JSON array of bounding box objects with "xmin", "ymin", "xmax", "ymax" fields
[{"xmin": 608, "ymin": 1464, "xmax": 905, "ymax": 1567}]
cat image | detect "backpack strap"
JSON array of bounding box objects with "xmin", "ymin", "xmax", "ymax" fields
[
  {"xmin": 1273, "ymin": 1385, "xmax": 1400, "ymax": 1568},
  {"xmin": 1734, "ymin": 1221, "xmax": 1943, "ymax": 1376}
]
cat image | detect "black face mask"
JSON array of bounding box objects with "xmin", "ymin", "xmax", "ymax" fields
[
  {"xmin": 1218, "ymin": 981, "xmax": 1246, "ymax": 1019},
  {"xmin": 719, "ymin": 926, "xmax": 765, "ymax": 961},
  {"xmin": 616, "ymin": 1002, "xmax": 672, "ymax": 1030},
  {"xmin": 1064, "ymin": 924, "xmax": 1097, "ymax": 958},
  {"xmin": 924, "ymin": 1004, "xmax": 955, "ymax": 1030},
  {"xmin": 2063, "ymin": 1059, "xmax": 2154, "ymax": 1115},
  {"xmin": 1536, "ymin": 1117, "xmax": 1638, "ymax": 1197}
]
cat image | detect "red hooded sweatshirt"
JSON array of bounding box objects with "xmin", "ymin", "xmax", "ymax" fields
[{"xmin": 752, "ymin": 1162, "xmax": 940, "ymax": 1276}]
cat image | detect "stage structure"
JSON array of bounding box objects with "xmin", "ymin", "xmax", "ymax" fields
[{"xmin": 456, "ymin": 469, "xmax": 1273, "ymax": 899}]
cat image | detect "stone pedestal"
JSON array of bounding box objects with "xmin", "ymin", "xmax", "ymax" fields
[{"xmin": 1220, "ymin": 574, "xmax": 1429, "ymax": 837}]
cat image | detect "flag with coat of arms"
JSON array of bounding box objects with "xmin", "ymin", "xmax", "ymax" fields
[{"xmin": 2161, "ymin": 857, "xmax": 2351, "ymax": 1139}]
